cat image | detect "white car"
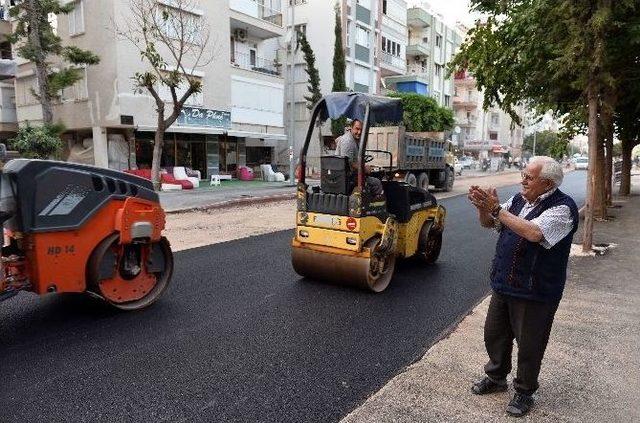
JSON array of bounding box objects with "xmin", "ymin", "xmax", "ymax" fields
[
  {"xmin": 459, "ymin": 156, "xmax": 474, "ymax": 169},
  {"xmin": 574, "ymin": 157, "xmax": 588, "ymax": 170}
]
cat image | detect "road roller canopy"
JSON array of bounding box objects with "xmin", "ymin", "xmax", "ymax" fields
[{"xmin": 318, "ymin": 92, "xmax": 404, "ymax": 125}]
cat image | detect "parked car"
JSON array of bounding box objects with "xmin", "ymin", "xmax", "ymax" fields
[
  {"xmin": 459, "ymin": 156, "xmax": 474, "ymax": 170},
  {"xmin": 574, "ymin": 156, "xmax": 589, "ymax": 170}
]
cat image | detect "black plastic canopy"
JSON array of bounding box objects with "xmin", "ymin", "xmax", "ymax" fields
[{"xmin": 319, "ymin": 92, "xmax": 403, "ymax": 125}]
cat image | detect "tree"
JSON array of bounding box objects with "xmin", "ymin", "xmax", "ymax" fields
[
  {"xmin": 297, "ymin": 32, "xmax": 322, "ymax": 111},
  {"xmin": 297, "ymin": 31, "xmax": 324, "ymax": 148},
  {"xmin": 7, "ymin": 0, "xmax": 100, "ymax": 124},
  {"xmin": 522, "ymin": 131, "xmax": 568, "ymax": 159},
  {"xmin": 116, "ymin": 0, "xmax": 213, "ymax": 191},
  {"xmin": 388, "ymin": 92, "xmax": 455, "ymax": 132},
  {"xmin": 331, "ymin": 3, "xmax": 347, "ymax": 137},
  {"xmin": 450, "ymin": 0, "xmax": 638, "ymax": 252}
]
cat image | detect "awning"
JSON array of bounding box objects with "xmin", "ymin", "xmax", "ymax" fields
[
  {"xmin": 136, "ymin": 125, "xmax": 225, "ymax": 135},
  {"xmin": 319, "ymin": 92, "xmax": 403, "ymax": 124},
  {"xmin": 227, "ymin": 130, "xmax": 287, "ymax": 141},
  {"xmin": 492, "ymin": 145, "xmax": 509, "ymax": 154}
]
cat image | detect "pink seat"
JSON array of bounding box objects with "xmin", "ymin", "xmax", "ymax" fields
[{"xmin": 238, "ymin": 166, "xmax": 254, "ymax": 181}]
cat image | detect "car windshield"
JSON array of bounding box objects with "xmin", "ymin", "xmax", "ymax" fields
[{"xmin": 576, "ymin": 158, "xmax": 588, "ymax": 163}]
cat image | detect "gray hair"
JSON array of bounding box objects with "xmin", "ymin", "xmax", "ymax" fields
[{"xmin": 530, "ymin": 156, "xmax": 564, "ymax": 187}]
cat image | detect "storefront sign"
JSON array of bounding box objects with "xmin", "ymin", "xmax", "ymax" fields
[{"xmin": 178, "ymin": 107, "xmax": 231, "ymax": 128}]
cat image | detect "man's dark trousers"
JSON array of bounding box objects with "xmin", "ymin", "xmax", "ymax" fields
[{"xmin": 484, "ymin": 291, "xmax": 560, "ymax": 395}]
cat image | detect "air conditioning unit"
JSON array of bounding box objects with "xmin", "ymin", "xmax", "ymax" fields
[{"xmin": 234, "ymin": 28, "xmax": 247, "ymax": 42}]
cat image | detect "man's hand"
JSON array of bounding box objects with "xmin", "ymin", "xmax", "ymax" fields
[{"xmin": 469, "ymin": 186, "xmax": 500, "ymax": 213}]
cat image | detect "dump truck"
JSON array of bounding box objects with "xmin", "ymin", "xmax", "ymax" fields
[{"xmin": 366, "ymin": 126, "xmax": 456, "ymax": 192}]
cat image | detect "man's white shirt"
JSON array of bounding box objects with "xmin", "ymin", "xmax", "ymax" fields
[{"xmin": 499, "ymin": 189, "xmax": 574, "ymax": 249}]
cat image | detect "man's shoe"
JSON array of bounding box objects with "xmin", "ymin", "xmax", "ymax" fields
[
  {"xmin": 506, "ymin": 392, "xmax": 534, "ymax": 417},
  {"xmin": 471, "ymin": 377, "xmax": 508, "ymax": 395}
]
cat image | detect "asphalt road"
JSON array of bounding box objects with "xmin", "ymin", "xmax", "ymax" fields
[{"xmin": 0, "ymin": 172, "xmax": 587, "ymax": 423}]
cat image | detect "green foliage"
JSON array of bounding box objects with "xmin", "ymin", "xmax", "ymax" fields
[
  {"xmin": 388, "ymin": 92, "xmax": 455, "ymax": 132},
  {"xmin": 297, "ymin": 32, "xmax": 322, "ymax": 110},
  {"xmin": 331, "ymin": 3, "xmax": 347, "ymax": 136},
  {"xmin": 8, "ymin": 124, "xmax": 65, "ymax": 159},
  {"xmin": 522, "ymin": 130, "xmax": 568, "ymax": 159},
  {"xmin": 7, "ymin": 0, "xmax": 100, "ymax": 120}
]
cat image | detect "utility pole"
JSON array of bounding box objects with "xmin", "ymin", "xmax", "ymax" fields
[{"xmin": 288, "ymin": 0, "xmax": 296, "ymax": 184}]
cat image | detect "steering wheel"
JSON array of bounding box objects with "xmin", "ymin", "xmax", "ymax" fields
[{"xmin": 364, "ymin": 154, "xmax": 374, "ymax": 163}]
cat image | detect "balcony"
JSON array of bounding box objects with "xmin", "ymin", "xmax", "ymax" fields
[
  {"xmin": 0, "ymin": 59, "xmax": 15, "ymax": 81},
  {"xmin": 406, "ymin": 43, "xmax": 429, "ymax": 58},
  {"xmin": 456, "ymin": 116, "xmax": 478, "ymax": 127},
  {"xmin": 407, "ymin": 64, "xmax": 427, "ymax": 75},
  {"xmin": 379, "ymin": 52, "xmax": 406, "ymax": 76},
  {"xmin": 230, "ymin": 50, "xmax": 281, "ymax": 77},
  {"xmin": 407, "ymin": 7, "xmax": 432, "ymax": 28},
  {"xmin": 230, "ymin": 0, "xmax": 285, "ymax": 39},
  {"xmin": 453, "ymin": 95, "xmax": 478, "ymax": 109}
]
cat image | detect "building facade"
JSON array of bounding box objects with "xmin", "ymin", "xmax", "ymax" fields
[
  {"xmin": 453, "ymin": 69, "xmax": 525, "ymax": 159},
  {"xmin": 285, "ymin": 0, "xmax": 407, "ymax": 170},
  {"xmin": 384, "ymin": 3, "xmax": 462, "ymax": 107},
  {"xmin": 10, "ymin": 0, "xmax": 286, "ymax": 178},
  {"xmin": 0, "ymin": 4, "xmax": 17, "ymax": 144}
]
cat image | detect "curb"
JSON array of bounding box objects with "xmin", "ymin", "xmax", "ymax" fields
[{"xmin": 166, "ymin": 192, "xmax": 297, "ymax": 214}]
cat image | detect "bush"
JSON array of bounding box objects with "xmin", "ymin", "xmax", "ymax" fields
[
  {"xmin": 388, "ymin": 92, "xmax": 455, "ymax": 132},
  {"xmin": 8, "ymin": 124, "xmax": 64, "ymax": 159}
]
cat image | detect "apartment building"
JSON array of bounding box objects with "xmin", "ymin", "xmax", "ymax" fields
[
  {"xmin": 11, "ymin": 0, "xmax": 286, "ymax": 178},
  {"xmin": 0, "ymin": 5, "xmax": 16, "ymax": 143},
  {"xmin": 285, "ymin": 0, "xmax": 407, "ymax": 168},
  {"xmin": 384, "ymin": 4, "xmax": 462, "ymax": 107},
  {"xmin": 453, "ymin": 69, "xmax": 524, "ymax": 159}
]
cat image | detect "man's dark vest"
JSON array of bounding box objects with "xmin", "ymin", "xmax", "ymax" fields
[{"xmin": 490, "ymin": 189, "xmax": 579, "ymax": 303}]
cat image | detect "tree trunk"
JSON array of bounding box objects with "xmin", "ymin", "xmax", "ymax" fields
[
  {"xmin": 582, "ymin": 84, "xmax": 598, "ymax": 252},
  {"xmin": 593, "ymin": 121, "xmax": 606, "ymax": 219},
  {"xmin": 151, "ymin": 113, "xmax": 165, "ymax": 192},
  {"xmin": 619, "ymin": 139, "xmax": 633, "ymax": 196},
  {"xmin": 604, "ymin": 115, "xmax": 614, "ymax": 207},
  {"xmin": 27, "ymin": 0, "xmax": 53, "ymax": 124}
]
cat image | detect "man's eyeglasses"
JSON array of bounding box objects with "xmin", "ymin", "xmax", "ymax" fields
[{"xmin": 521, "ymin": 171, "xmax": 537, "ymax": 182}]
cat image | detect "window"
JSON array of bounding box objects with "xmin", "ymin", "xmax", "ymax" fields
[
  {"xmin": 435, "ymin": 34, "xmax": 442, "ymax": 48},
  {"xmin": 489, "ymin": 132, "xmax": 498, "ymax": 141},
  {"xmin": 60, "ymin": 68, "xmax": 88, "ymax": 102},
  {"xmin": 68, "ymin": 0, "xmax": 85, "ymax": 36},
  {"xmin": 491, "ymin": 112, "xmax": 499, "ymax": 125},
  {"xmin": 249, "ymin": 49, "xmax": 257, "ymax": 67},
  {"xmin": 435, "ymin": 64, "xmax": 442, "ymax": 77},
  {"xmin": 444, "ymin": 95, "xmax": 450, "ymax": 107},
  {"xmin": 381, "ymin": 36, "xmax": 387, "ymax": 52},
  {"xmin": 356, "ymin": 26, "xmax": 370, "ymax": 47},
  {"xmin": 382, "ymin": 0, "xmax": 387, "ymax": 14}
]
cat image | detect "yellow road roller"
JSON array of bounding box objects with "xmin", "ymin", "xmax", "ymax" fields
[{"xmin": 291, "ymin": 93, "xmax": 446, "ymax": 292}]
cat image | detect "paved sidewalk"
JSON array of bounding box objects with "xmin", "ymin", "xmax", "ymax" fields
[{"xmin": 341, "ymin": 178, "xmax": 640, "ymax": 422}]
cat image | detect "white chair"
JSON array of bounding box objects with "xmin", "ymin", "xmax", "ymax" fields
[
  {"xmin": 173, "ymin": 166, "xmax": 200, "ymax": 188},
  {"xmin": 210, "ymin": 174, "xmax": 221, "ymax": 186},
  {"xmin": 260, "ymin": 164, "xmax": 285, "ymax": 182}
]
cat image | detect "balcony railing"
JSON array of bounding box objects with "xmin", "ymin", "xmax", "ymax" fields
[
  {"xmin": 407, "ymin": 64, "xmax": 427, "ymax": 74},
  {"xmin": 231, "ymin": 50, "xmax": 281, "ymax": 76},
  {"xmin": 380, "ymin": 52, "xmax": 405, "ymax": 70},
  {"xmin": 230, "ymin": 0, "xmax": 283, "ymax": 26}
]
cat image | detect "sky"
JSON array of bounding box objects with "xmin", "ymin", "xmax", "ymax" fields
[{"xmin": 407, "ymin": 0, "xmax": 478, "ymax": 26}]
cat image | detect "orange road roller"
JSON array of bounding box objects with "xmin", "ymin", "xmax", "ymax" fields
[
  {"xmin": 291, "ymin": 93, "xmax": 446, "ymax": 292},
  {"xmin": 0, "ymin": 159, "xmax": 173, "ymax": 310}
]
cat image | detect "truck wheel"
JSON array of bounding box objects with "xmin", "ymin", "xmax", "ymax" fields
[
  {"xmin": 417, "ymin": 172, "xmax": 429, "ymax": 191},
  {"xmin": 404, "ymin": 173, "xmax": 417, "ymax": 187},
  {"xmin": 443, "ymin": 167, "xmax": 454, "ymax": 192}
]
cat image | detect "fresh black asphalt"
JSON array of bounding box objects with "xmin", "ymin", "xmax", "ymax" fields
[{"xmin": 0, "ymin": 172, "xmax": 586, "ymax": 423}]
